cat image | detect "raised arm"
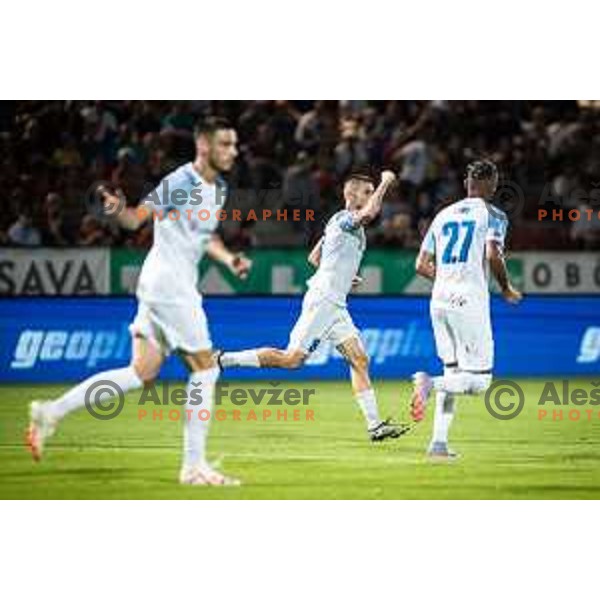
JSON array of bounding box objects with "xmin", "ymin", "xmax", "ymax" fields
[
  {"xmin": 96, "ymin": 185, "xmax": 153, "ymax": 231},
  {"xmin": 354, "ymin": 170, "xmax": 396, "ymax": 225}
]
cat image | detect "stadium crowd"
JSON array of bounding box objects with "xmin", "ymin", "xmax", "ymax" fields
[{"xmin": 1, "ymin": 100, "xmax": 599, "ymax": 251}]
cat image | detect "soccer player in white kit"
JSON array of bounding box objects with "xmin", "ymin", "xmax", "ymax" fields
[
  {"xmin": 412, "ymin": 160, "xmax": 522, "ymax": 459},
  {"xmin": 219, "ymin": 170, "xmax": 410, "ymax": 442},
  {"xmin": 26, "ymin": 117, "xmax": 251, "ymax": 485}
]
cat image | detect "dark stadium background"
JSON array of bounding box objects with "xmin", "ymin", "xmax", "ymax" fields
[{"xmin": 1, "ymin": 100, "xmax": 599, "ymax": 252}]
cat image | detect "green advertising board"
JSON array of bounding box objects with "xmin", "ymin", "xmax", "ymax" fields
[{"xmin": 110, "ymin": 248, "xmax": 524, "ymax": 295}]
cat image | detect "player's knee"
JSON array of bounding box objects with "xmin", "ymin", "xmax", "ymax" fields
[
  {"xmin": 284, "ymin": 350, "xmax": 306, "ymax": 369},
  {"xmin": 185, "ymin": 350, "xmax": 214, "ymax": 371},
  {"xmin": 132, "ymin": 357, "xmax": 159, "ymax": 385},
  {"xmin": 347, "ymin": 349, "xmax": 369, "ymax": 373}
]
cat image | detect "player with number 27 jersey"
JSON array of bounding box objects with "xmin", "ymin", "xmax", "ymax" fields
[
  {"xmin": 411, "ymin": 160, "xmax": 522, "ymax": 460},
  {"xmin": 421, "ymin": 197, "xmax": 507, "ymax": 311}
]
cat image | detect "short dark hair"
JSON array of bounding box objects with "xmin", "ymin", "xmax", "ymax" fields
[
  {"xmin": 194, "ymin": 116, "xmax": 233, "ymax": 138},
  {"xmin": 466, "ymin": 160, "xmax": 498, "ymax": 181},
  {"xmin": 344, "ymin": 172, "xmax": 375, "ymax": 186}
]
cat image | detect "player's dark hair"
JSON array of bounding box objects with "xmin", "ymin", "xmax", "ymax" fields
[
  {"xmin": 466, "ymin": 160, "xmax": 498, "ymax": 181},
  {"xmin": 344, "ymin": 172, "xmax": 375, "ymax": 186},
  {"xmin": 194, "ymin": 116, "xmax": 233, "ymax": 138}
]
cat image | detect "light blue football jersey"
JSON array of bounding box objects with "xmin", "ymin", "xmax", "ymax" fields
[
  {"xmin": 420, "ymin": 197, "xmax": 507, "ymax": 308},
  {"xmin": 137, "ymin": 162, "xmax": 227, "ymax": 304},
  {"xmin": 307, "ymin": 209, "xmax": 366, "ymax": 306}
]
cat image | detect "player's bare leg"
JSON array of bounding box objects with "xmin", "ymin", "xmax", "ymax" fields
[
  {"xmin": 26, "ymin": 334, "xmax": 160, "ymax": 462},
  {"xmin": 410, "ymin": 371, "xmax": 434, "ymax": 422},
  {"xmin": 179, "ymin": 349, "xmax": 240, "ymax": 486},
  {"xmin": 425, "ymin": 368, "xmax": 492, "ymax": 459},
  {"xmin": 337, "ymin": 337, "xmax": 410, "ymax": 441},
  {"xmin": 218, "ymin": 347, "xmax": 306, "ymax": 369},
  {"xmin": 424, "ymin": 364, "xmax": 456, "ymax": 458}
]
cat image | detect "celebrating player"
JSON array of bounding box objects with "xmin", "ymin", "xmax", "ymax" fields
[
  {"xmin": 26, "ymin": 117, "xmax": 251, "ymax": 485},
  {"xmin": 412, "ymin": 159, "xmax": 522, "ymax": 459},
  {"xmin": 218, "ymin": 171, "xmax": 410, "ymax": 441}
]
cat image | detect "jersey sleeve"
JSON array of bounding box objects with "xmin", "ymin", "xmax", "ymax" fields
[
  {"xmin": 337, "ymin": 211, "xmax": 361, "ymax": 232},
  {"xmin": 486, "ymin": 211, "xmax": 508, "ymax": 249},
  {"xmin": 139, "ymin": 170, "xmax": 187, "ymax": 212}
]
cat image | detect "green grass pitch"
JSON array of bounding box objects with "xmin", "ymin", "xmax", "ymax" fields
[{"xmin": 1, "ymin": 379, "xmax": 599, "ymax": 499}]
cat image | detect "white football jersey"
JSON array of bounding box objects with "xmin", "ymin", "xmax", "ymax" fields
[
  {"xmin": 420, "ymin": 197, "xmax": 507, "ymax": 308},
  {"xmin": 306, "ymin": 209, "xmax": 366, "ymax": 306},
  {"xmin": 136, "ymin": 162, "xmax": 227, "ymax": 304}
]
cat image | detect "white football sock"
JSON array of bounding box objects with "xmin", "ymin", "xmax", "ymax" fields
[
  {"xmin": 355, "ymin": 388, "xmax": 381, "ymax": 430},
  {"xmin": 220, "ymin": 350, "xmax": 261, "ymax": 368},
  {"xmin": 431, "ymin": 391, "xmax": 455, "ymax": 445},
  {"xmin": 183, "ymin": 367, "xmax": 219, "ymax": 468},
  {"xmin": 45, "ymin": 366, "xmax": 143, "ymax": 421},
  {"xmin": 433, "ymin": 372, "xmax": 492, "ymax": 395}
]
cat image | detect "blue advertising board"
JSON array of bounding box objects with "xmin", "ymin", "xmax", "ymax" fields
[{"xmin": 0, "ymin": 297, "xmax": 599, "ymax": 382}]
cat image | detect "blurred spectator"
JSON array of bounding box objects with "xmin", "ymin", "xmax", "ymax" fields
[
  {"xmin": 78, "ymin": 215, "xmax": 112, "ymax": 246},
  {"xmin": 397, "ymin": 138, "xmax": 428, "ymax": 189},
  {"xmin": 334, "ymin": 116, "xmax": 369, "ymax": 179},
  {"xmin": 551, "ymin": 164, "xmax": 581, "ymax": 209},
  {"xmin": 7, "ymin": 209, "xmax": 41, "ymax": 246},
  {"xmin": 161, "ymin": 103, "xmax": 194, "ymax": 133},
  {"xmin": 41, "ymin": 192, "xmax": 71, "ymax": 246},
  {"xmin": 571, "ymin": 203, "xmax": 600, "ymax": 249},
  {"xmin": 111, "ymin": 147, "xmax": 146, "ymax": 200},
  {"xmin": 295, "ymin": 101, "xmax": 338, "ymax": 154},
  {"xmin": 80, "ymin": 101, "xmax": 118, "ymax": 144},
  {"xmin": 1, "ymin": 100, "xmax": 598, "ymax": 250},
  {"xmin": 282, "ymin": 151, "xmax": 321, "ymax": 242},
  {"xmin": 283, "ymin": 151, "xmax": 320, "ymax": 211},
  {"xmin": 52, "ymin": 135, "xmax": 83, "ymax": 169},
  {"xmin": 374, "ymin": 213, "xmax": 419, "ymax": 248}
]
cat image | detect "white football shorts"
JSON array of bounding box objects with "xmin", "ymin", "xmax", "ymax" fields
[
  {"xmin": 430, "ymin": 302, "xmax": 493, "ymax": 371},
  {"xmin": 129, "ymin": 293, "xmax": 211, "ymax": 355},
  {"xmin": 288, "ymin": 291, "xmax": 359, "ymax": 354}
]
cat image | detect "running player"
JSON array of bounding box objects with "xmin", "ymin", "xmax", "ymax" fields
[
  {"xmin": 219, "ymin": 170, "xmax": 410, "ymax": 441},
  {"xmin": 26, "ymin": 117, "xmax": 251, "ymax": 485},
  {"xmin": 412, "ymin": 159, "xmax": 522, "ymax": 458}
]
